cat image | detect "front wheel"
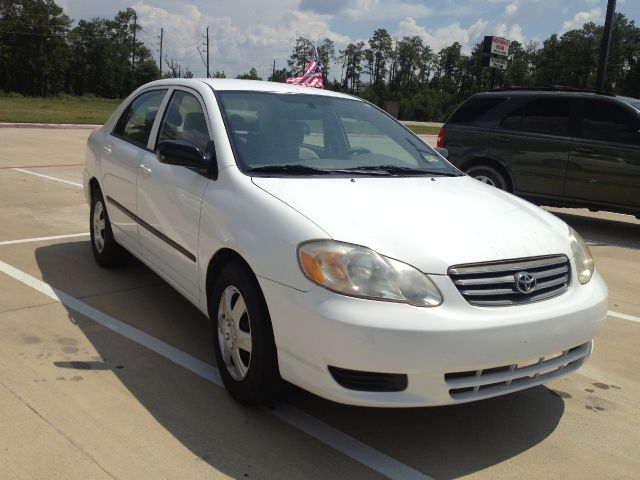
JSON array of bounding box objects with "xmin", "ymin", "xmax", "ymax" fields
[
  {"xmin": 465, "ymin": 165, "xmax": 510, "ymax": 191},
  {"xmin": 210, "ymin": 262, "xmax": 281, "ymax": 406}
]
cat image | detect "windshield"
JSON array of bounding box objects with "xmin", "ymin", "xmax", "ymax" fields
[{"xmin": 216, "ymin": 91, "xmax": 460, "ymax": 177}]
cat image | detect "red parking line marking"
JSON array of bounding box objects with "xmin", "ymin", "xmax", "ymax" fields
[{"xmin": 0, "ymin": 163, "xmax": 84, "ymax": 169}]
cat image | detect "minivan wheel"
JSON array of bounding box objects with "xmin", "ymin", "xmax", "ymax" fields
[
  {"xmin": 210, "ymin": 262, "xmax": 281, "ymax": 406},
  {"xmin": 90, "ymin": 187, "xmax": 131, "ymax": 268},
  {"xmin": 465, "ymin": 165, "xmax": 509, "ymax": 191}
]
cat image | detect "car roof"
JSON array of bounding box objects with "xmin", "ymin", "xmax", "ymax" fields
[
  {"xmin": 474, "ymin": 89, "xmax": 639, "ymax": 103},
  {"xmin": 139, "ymin": 78, "xmax": 360, "ymax": 101}
]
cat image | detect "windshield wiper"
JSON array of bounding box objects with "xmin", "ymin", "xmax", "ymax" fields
[
  {"xmin": 246, "ymin": 164, "xmax": 331, "ymax": 175},
  {"xmin": 341, "ymin": 165, "xmax": 460, "ymax": 176}
]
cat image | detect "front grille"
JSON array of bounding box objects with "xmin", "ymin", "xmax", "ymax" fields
[
  {"xmin": 448, "ymin": 254, "xmax": 570, "ymax": 306},
  {"xmin": 328, "ymin": 366, "xmax": 408, "ymax": 392},
  {"xmin": 445, "ymin": 342, "xmax": 591, "ymax": 401}
]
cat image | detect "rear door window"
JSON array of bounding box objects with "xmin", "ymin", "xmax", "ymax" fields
[
  {"xmin": 114, "ymin": 89, "xmax": 168, "ymax": 148},
  {"xmin": 500, "ymin": 97, "xmax": 572, "ymax": 135},
  {"xmin": 580, "ymin": 99, "xmax": 640, "ymax": 145},
  {"xmin": 449, "ymin": 96, "xmax": 507, "ymax": 124},
  {"xmin": 522, "ymin": 97, "xmax": 572, "ymax": 135}
]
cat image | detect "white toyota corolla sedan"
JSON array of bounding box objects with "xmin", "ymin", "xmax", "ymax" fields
[{"xmin": 84, "ymin": 79, "xmax": 608, "ymax": 407}]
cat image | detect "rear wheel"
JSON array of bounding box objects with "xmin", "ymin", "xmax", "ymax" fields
[
  {"xmin": 210, "ymin": 262, "xmax": 281, "ymax": 406},
  {"xmin": 90, "ymin": 187, "xmax": 131, "ymax": 268},
  {"xmin": 465, "ymin": 165, "xmax": 510, "ymax": 191}
]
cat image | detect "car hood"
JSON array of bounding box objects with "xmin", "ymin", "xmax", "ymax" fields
[{"xmin": 251, "ymin": 176, "xmax": 571, "ymax": 275}]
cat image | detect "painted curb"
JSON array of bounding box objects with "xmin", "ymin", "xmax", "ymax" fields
[{"xmin": 0, "ymin": 122, "xmax": 101, "ymax": 129}]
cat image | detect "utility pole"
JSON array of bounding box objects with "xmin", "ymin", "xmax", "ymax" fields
[
  {"xmin": 206, "ymin": 26, "xmax": 210, "ymax": 78},
  {"xmin": 596, "ymin": 0, "xmax": 616, "ymax": 91},
  {"xmin": 131, "ymin": 11, "xmax": 137, "ymax": 89},
  {"xmin": 159, "ymin": 28, "xmax": 163, "ymax": 78},
  {"xmin": 272, "ymin": 59, "xmax": 276, "ymax": 78}
]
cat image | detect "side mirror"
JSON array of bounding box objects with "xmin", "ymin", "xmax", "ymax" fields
[
  {"xmin": 435, "ymin": 147, "xmax": 449, "ymax": 159},
  {"xmin": 157, "ymin": 140, "xmax": 217, "ymax": 178}
]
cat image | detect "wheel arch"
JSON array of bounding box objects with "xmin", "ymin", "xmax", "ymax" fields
[
  {"xmin": 205, "ymin": 248, "xmax": 265, "ymax": 317},
  {"xmin": 89, "ymin": 177, "xmax": 100, "ymax": 195},
  {"xmin": 462, "ymin": 157, "xmax": 514, "ymax": 192}
]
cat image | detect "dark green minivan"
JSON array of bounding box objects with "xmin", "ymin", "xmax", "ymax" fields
[{"xmin": 439, "ymin": 89, "xmax": 640, "ymax": 218}]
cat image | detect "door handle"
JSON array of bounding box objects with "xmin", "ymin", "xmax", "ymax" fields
[
  {"xmin": 139, "ymin": 164, "xmax": 152, "ymax": 175},
  {"xmin": 493, "ymin": 136, "xmax": 512, "ymax": 144},
  {"xmin": 103, "ymin": 144, "xmax": 112, "ymax": 154},
  {"xmin": 573, "ymin": 146, "xmax": 595, "ymax": 154}
]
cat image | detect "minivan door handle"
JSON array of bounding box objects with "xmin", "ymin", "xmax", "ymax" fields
[
  {"xmin": 493, "ymin": 136, "xmax": 512, "ymax": 144},
  {"xmin": 573, "ymin": 146, "xmax": 596, "ymax": 154}
]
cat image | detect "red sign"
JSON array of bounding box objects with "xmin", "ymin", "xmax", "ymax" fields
[{"xmin": 491, "ymin": 37, "xmax": 511, "ymax": 57}]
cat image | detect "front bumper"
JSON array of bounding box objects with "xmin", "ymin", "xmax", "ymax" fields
[{"xmin": 259, "ymin": 268, "xmax": 608, "ymax": 407}]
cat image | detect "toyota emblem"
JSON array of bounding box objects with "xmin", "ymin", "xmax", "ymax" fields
[{"xmin": 514, "ymin": 271, "xmax": 537, "ymax": 294}]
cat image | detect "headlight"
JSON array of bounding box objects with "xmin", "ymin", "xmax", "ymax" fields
[
  {"xmin": 298, "ymin": 240, "xmax": 442, "ymax": 307},
  {"xmin": 568, "ymin": 227, "xmax": 594, "ymax": 284}
]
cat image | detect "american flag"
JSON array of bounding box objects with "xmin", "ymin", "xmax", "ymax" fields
[{"xmin": 286, "ymin": 46, "xmax": 324, "ymax": 89}]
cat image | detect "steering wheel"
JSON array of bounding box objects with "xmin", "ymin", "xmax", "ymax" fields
[{"xmin": 340, "ymin": 147, "xmax": 371, "ymax": 158}]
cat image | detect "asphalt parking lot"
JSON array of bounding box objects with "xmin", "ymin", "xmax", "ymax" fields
[{"xmin": 1, "ymin": 128, "xmax": 639, "ymax": 480}]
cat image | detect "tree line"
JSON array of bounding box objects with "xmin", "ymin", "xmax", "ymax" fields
[
  {"xmin": 277, "ymin": 13, "xmax": 640, "ymax": 120},
  {"xmin": 1, "ymin": 1, "xmax": 639, "ymax": 121}
]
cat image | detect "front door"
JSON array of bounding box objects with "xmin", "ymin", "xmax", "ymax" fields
[
  {"xmin": 137, "ymin": 88, "xmax": 213, "ymax": 302},
  {"xmin": 565, "ymin": 98, "xmax": 640, "ymax": 211}
]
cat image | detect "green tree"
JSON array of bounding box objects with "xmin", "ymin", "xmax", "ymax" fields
[
  {"xmin": 236, "ymin": 67, "xmax": 262, "ymax": 80},
  {"xmin": 0, "ymin": 0, "xmax": 71, "ymax": 96},
  {"xmin": 368, "ymin": 28, "xmax": 393, "ymax": 86}
]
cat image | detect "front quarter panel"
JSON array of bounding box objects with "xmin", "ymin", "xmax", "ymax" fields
[{"xmin": 198, "ymin": 167, "xmax": 329, "ymax": 304}]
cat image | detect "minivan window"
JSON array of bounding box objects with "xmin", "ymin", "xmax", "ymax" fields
[
  {"xmin": 449, "ymin": 96, "xmax": 507, "ymax": 124},
  {"xmin": 522, "ymin": 97, "xmax": 572, "ymax": 135},
  {"xmin": 501, "ymin": 105, "xmax": 523, "ymax": 130},
  {"xmin": 581, "ymin": 99, "xmax": 640, "ymax": 146},
  {"xmin": 114, "ymin": 89, "xmax": 167, "ymax": 148},
  {"xmin": 500, "ymin": 98, "xmax": 572, "ymax": 135}
]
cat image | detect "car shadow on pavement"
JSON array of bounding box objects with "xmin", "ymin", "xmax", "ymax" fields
[
  {"xmin": 36, "ymin": 241, "xmax": 566, "ymax": 479},
  {"xmin": 552, "ymin": 211, "xmax": 640, "ymax": 250}
]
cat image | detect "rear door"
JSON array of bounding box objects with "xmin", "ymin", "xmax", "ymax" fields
[
  {"xmin": 105, "ymin": 88, "xmax": 168, "ymax": 253},
  {"xmin": 565, "ymin": 98, "xmax": 640, "ymax": 211},
  {"xmin": 490, "ymin": 96, "xmax": 573, "ymax": 198}
]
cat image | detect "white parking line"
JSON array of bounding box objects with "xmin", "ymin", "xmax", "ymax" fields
[
  {"xmin": 0, "ymin": 258, "xmax": 431, "ymax": 480},
  {"xmin": 0, "ymin": 233, "xmax": 89, "ymax": 246},
  {"xmin": 608, "ymin": 310, "xmax": 640, "ymax": 324},
  {"xmin": 11, "ymin": 168, "xmax": 83, "ymax": 188}
]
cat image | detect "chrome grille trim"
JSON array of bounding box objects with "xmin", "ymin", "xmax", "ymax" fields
[
  {"xmin": 446, "ymin": 342, "xmax": 591, "ymax": 401},
  {"xmin": 448, "ymin": 254, "xmax": 570, "ymax": 306}
]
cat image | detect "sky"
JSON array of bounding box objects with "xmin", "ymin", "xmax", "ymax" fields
[{"xmin": 56, "ymin": 0, "xmax": 639, "ymax": 81}]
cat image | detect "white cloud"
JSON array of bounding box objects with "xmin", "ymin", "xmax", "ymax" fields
[
  {"xmin": 396, "ymin": 17, "xmax": 488, "ymax": 53},
  {"xmin": 505, "ymin": 3, "xmax": 518, "ymax": 16},
  {"xmin": 396, "ymin": 16, "xmax": 527, "ymax": 53},
  {"xmin": 343, "ymin": 0, "xmax": 432, "ymax": 21},
  {"xmin": 299, "ymin": 0, "xmax": 431, "ymax": 21},
  {"xmin": 493, "ymin": 22, "xmax": 524, "ymax": 43},
  {"xmin": 561, "ymin": 7, "xmax": 602, "ymax": 32},
  {"xmin": 132, "ymin": 2, "xmax": 351, "ymax": 79}
]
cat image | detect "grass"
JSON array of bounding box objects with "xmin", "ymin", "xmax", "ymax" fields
[
  {"xmin": 404, "ymin": 124, "xmax": 441, "ymax": 135},
  {"xmin": 0, "ymin": 94, "xmax": 443, "ymax": 132},
  {"xmin": 0, "ymin": 95, "xmax": 120, "ymax": 124}
]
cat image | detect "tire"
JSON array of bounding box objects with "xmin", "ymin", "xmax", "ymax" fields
[
  {"xmin": 90, "ymin": 187, "xmax": 131, "ymax": 268},
  {"xmin": 210, "ymin": 262, "xmax": 281, "ymax": 406},
  {"xmin": 465, "ymin": 165, "xmax": 510, "ymax": 191}
]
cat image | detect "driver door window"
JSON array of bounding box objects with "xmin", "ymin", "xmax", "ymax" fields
[{"xmin": 157, "ymin": 90, "xmax": 211, "ymax": 152}]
